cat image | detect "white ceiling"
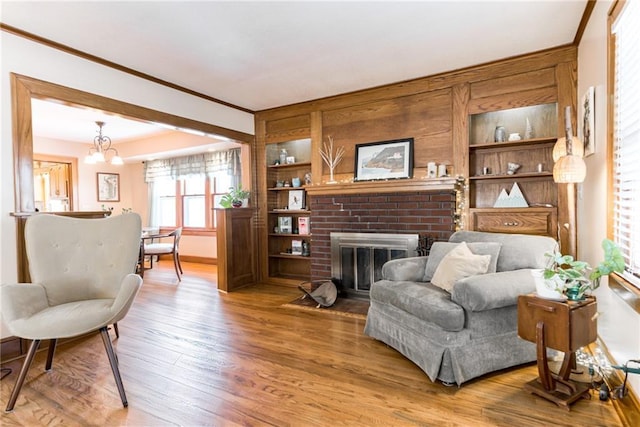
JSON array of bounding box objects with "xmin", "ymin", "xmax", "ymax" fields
[
  {"xmin": 29, "ymin": 99, "xmax": 240, "ymax": 162},
  {"xmin": 30, "ymin": 99, "xmax": 167, "ymax": 143},
  {"xmin": 2, "ymin": 1, "xmax": 587, "ymax": 111},
  {"xmin": 2, "ymin": 1, "xmax": 587, "ymax": 145}
]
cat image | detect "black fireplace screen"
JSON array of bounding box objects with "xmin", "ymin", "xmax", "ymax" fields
[{"xmin": 331, "ymin": 232, "xmax": 419, "ymax": 297}]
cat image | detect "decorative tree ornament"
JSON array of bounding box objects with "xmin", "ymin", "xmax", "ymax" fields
[{"xmin": 319, "ymin": 136, "xmax": 345, "ymax": 184}]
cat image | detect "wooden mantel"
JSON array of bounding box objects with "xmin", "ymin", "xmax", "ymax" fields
[{"xmin": 304, "ymin": 177, "xmax": 459, "ymax": 196}]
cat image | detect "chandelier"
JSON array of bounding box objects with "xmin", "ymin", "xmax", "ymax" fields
[{"xmin": 84, "ymin": 121, "xmax": 123, "ymax": 165}]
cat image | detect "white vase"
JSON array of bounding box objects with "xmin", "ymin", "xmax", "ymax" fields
[{"xmin": 531, "ymin": 269, "xmax": 566, "ymax": 300}]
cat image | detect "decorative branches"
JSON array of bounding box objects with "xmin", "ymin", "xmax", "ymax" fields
[{"xmin": 319, "ymin": 136, "xmax": 345, "ymax": 183}]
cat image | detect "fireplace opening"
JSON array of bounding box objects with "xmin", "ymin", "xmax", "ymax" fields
[{"xmin": 330, "ymin": 232, "xmax": 419, "ymax": 298}]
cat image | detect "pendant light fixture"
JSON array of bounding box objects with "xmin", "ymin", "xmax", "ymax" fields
[
  {"xmin": 84, "ymin": 121, "xmax": 123, "ymax": 165},
  {"xmin": 553, "ymin": 106, "xmax": 586, "ymax": 183}
]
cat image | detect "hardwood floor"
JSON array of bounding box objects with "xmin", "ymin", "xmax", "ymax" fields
[{"xmin": 0, "ymin": 261, "xmax": 628, "ymax": 426}]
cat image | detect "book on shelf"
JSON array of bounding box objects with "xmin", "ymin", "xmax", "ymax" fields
[
  {"xmin": 291, "ymin": 239, "xmax": 303, "ymax": 255},
  {"xmin": 298, "ymin": 217, "xmax": 309, "ymax": 235}
]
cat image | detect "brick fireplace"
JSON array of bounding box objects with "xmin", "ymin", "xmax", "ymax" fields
[{"xmin": 309, "ymin": 191, "xmax": 456, "ymax": 281}]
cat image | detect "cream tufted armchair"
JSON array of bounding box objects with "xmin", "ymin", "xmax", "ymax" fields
[{"xmin": 0, "ymin": 213, "xmax": 143, "ymax": 412}]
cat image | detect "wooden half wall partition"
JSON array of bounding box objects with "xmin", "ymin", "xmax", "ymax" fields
[{"xmin": 215, "ymin": 208, "xmax": 257, "ymax": 292}]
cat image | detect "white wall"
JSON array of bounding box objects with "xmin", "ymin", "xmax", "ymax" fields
[
  {"xmin": 577, "ymin": 0, "xmax": 640, "ymax": 394},
  {"xmin": 1, "ymin": 31, "xmax": 252, "ymax": 337}
]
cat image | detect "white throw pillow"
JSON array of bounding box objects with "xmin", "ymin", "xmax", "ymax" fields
[
  {"xmin": 424, "ymin": 241, "xmax": 502, "ymax": 281},
  {"xmin": 431, "ymin": 242, "xmax": 491, "ymax": 292}
]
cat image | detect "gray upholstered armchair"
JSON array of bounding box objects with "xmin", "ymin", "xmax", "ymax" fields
[
  {"xmin": 365, "ymin": 231, "xmax": 558, "ymax": 385},
  {"xmin": 0, "ymin": 213, "xmax": 143, "ymax": 412}
]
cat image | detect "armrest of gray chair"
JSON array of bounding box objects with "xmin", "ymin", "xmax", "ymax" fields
[
  {"xmin": 381, "ymin": 256, "xmax": 428, "ymax": 282},
  {"xmin": 0, "ymin": 283, "xmax": 49, "ymax": 328},
  {"xmin": 450, "ymin": 269, "xmax": 536, "ymax": 312}
]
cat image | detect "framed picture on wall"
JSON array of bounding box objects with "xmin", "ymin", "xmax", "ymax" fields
[
  {"xmin": 354, "ymin": 138, "xmax": 414, "ymax": 181},
  {"xmin": 97, "ymin": 172, "xmax": 120, "ymax": 202},
  {"xmin": 580, "ymin": 86, "xmax": 595, "ymax": 157}
]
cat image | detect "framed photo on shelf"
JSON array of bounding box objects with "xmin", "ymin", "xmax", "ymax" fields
[
  {"xmin": 97, "ymin": 172, "xmax": 120, "ymax": 202},
  {"xmin": 298, "ymin": 217, "xmax": 310, "ymax": 235},
  {"xmin": 278, "ymin": 216, "xmax": 292, "ymax": 234},
  {"xmin": 354, "ymin": 138, "xmax": 413, "ymax": 181},
  {"xmin": 291, "ymin": 239, "xmax": 303, "ymax": 255},
  {"xmin": 288, "ymin": 190, "xmax": 305, "ymax": 210}
]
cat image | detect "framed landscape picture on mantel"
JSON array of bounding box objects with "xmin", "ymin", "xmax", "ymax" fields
[{"xmin": 354, "ymin": 138, "xmax": 414, "ymax": 181}]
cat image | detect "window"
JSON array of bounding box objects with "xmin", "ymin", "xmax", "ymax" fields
[
  {"xmin": 145, "ymin": 149, "xmax": 242, "ymax": 231},
  {"xmin": 610, "ymin": 0, "xmax": 640, "ymax": 288},
  {"xmin": 156, "ymin": 177, "xmax": 177, "ymax": 227},
  {"xmin": 183, "ymin": 177, "xmax": 206, "ymax": 228},
  {"xmin": 154, "ymin": 173, "xmax": 234, "ymax": 230}
]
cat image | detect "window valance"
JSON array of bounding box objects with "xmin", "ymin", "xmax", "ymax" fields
[{"xmin": 144, "ymin": 149, "xmax": 241, "ymax": 183}]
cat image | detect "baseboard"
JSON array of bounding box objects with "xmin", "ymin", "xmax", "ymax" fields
[
  {"xmin": 157, "ymin": 254, "xmax": 216, "ymax": 265},
  {"xmin": 0, "ymin": 336, "xmax": 23, "ymax": 363},
  {"xmin": 0, "ymin": 332, "xmax": 101, "ymax": 365}
]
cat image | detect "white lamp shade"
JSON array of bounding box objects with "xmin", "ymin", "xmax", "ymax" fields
[
  {"xmin": 92, "ymin": 151, "xmax": 106, "ymax": 162},
  {"xmin": 553, "ymin": 155, "xmax": 587, "ymax": 183},
  {"xmin": 110, "ymin": 155, "xmax": 124, "ymax": 165},
  {"xmin": 84, "ymin": 154, "xmax": 96, "ymax": 164},
  {"xmin": 552, "ymin": 137, "xmax": 584, "ymax": 161}
]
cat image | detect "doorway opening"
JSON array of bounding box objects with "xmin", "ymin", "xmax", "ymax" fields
[{"xmin": 33, "ymin": 155, "xmax": 76, "ymax": 212}]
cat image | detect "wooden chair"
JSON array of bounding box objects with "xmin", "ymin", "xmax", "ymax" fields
[
  {"xmin": 0, "ymin": 213, "xmax": 143, "ymax": 411},
  {"xmin": 140, "ymin": 227, "xmax": 183, "ymax": 280}
]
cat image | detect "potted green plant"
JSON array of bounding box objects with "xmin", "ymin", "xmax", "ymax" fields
[
  {"xmin": 541, "ymin": 239, "xmax": 624, "ymax": 301},
  {"xmin": 219, "ymin": 185, "xmax": 250, "ymax": 208}
]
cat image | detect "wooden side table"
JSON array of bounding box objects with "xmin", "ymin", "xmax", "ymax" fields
[{"xmin": 517, "ymin": 294, "xmax": 597, "ymax": 410}]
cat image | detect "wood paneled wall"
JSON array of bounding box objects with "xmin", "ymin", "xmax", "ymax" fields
[
  {"xmin": 255, "ymin": 46, "xmax": 578, "ymax": 282},
  {"xmin": 256, "ymin": 46, "xmax": 576, "ymax": 181},
  {"xmin": 322, "ymin": 88, "xmax": 453, "ymax": 178}
]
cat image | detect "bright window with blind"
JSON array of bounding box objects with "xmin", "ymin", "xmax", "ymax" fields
[
  {"xmin": 610, "ymin": 0, "xmax": 640, "ymax": 288},
  {"xmin": 154, "ymin": 173, "xmax": 234, "ymax": 230},
  {"xmin": 145, "ymin": 149, "xmax": 242, "ymax": 232}
]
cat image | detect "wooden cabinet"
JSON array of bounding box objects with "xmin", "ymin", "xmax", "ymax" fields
[
  {"xmin": 468, "ymin": 103, "xmax": 559, "ymax": 238},
  {"xmin": 33, "ymin": 160, "xmax": 71, "ymax": 212},
  {"xmin": 469, "ymin": 207, "xmax": 557, "ymax": 237},
  {"xmin": 266, "ymin": 139, "xmax": 312, "ymax": 284},
  {"xmin": 48, "ymin": 163, "xmax": 69, "ymax": 198}
]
